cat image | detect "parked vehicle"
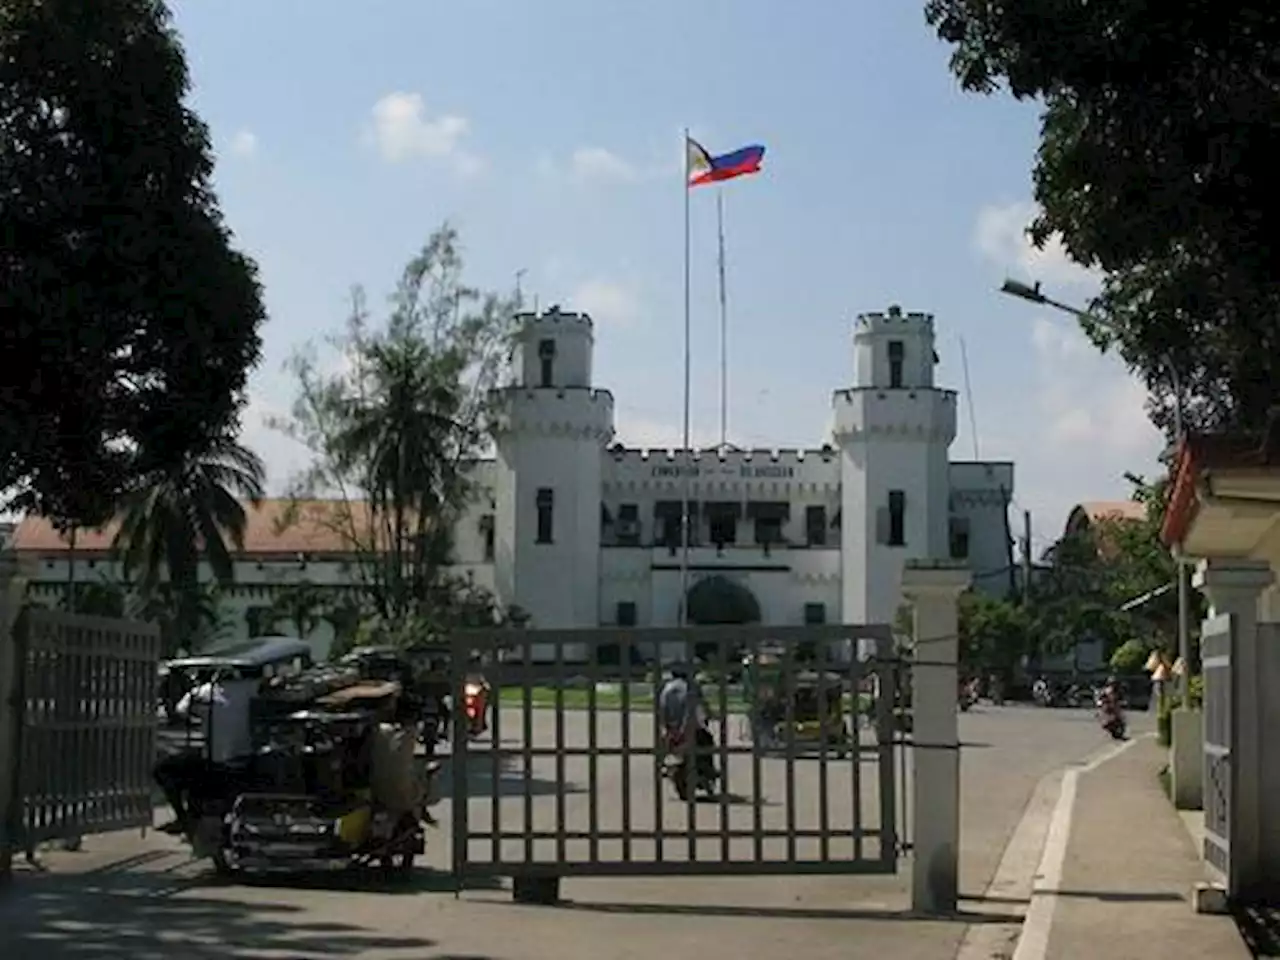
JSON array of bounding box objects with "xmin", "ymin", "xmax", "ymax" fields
[{"xmin": 185, "ymin": 671, "xmax": 440, "ymax": 878}]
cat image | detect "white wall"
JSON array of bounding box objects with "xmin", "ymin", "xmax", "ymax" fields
[{"xmin": 949, "ymin": 461, "xmax": 1016, "ymax": 599}]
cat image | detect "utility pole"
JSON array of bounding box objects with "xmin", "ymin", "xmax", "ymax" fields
[{"xmin": 1022, "ymin": 510, "xmax": 1033, "ymax": 604}]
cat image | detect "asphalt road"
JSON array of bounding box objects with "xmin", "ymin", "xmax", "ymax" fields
[{"xmin": 0, "ymin": 703, "xmax": 1149, "ymax": 960}]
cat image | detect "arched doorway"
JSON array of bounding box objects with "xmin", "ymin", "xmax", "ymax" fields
[{"xmin": 684, "ymin": 575, "xmax": 761, "ymax": 662}]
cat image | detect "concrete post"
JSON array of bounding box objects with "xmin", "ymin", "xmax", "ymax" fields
[
  {"xmin": 901, "ymin": 560, "xmax": 971, "ymax": 916},
  {"xmin": 1194, "ymin": 557, "xmax": 1274, "ymax": 901},
  {"xmin": 0, "ymin": 552, "xmax": 31, "ymax": 883}
]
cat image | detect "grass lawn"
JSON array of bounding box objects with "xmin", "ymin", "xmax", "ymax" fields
[{"xmin": 498, "ymin": 685, "xmax": 871, "ymax": 716}]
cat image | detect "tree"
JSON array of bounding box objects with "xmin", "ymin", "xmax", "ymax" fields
[
  {"xmin": 133, "ymin": 581, "xmax": 230, "ymax": 655},
  {"xmin": 272, "ymin": 224, "xmax": 519, "ymax": 639},
  {"xmin": 269, "ymin": 581, "xmax": 328, "ymax": 640},
  {"xmin": 925, "ymin": 1, "xmax": 1280, "ymax": 434},
  {"xmin": 0, "ymin": 0, "xmax": 266, "ymax": 524},
  {"xmin": 113, "ymin": 434, "xmax": 265, "ymax": 648},
  {"xmin": 958, "ymin": 592, "xmax": 1028, "ymax": 674}
]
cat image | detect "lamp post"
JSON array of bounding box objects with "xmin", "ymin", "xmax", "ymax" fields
[{"xmin": 999, "ymin": 278, "xmax": 1191, "ymax": 702}]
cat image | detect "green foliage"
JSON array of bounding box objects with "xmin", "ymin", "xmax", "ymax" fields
[
  {"xmin": 113, "ymin": 435, "xmax": 264, "ymax": 646},
  {"xmin": 1025, "ymin": 474, "xmax": 1196, "ymax": 661},
  {"xmin": 925, "ymin": 0, "xmax": 1280, "ymax": 433},
  {"xmin": 957, "ymin": 591, "xmax": 1028, "ymax": 673},
  {"xmin": 0, "ymin": 0, "xmax": 266, "ymax": 523},
  {"xmin": 271, "ymin": 224, "xmax": 519, "ymax": 634},
  {"xmin": 1109, "ymin": 639, "xmax": 1149, "ymax": 675},
  {"xmin": 132, "ymin": 581, "xmax": 232, "ymax": 656},
  {"xmin": 269, "ymin": 581, "xmax": 328, "ymax": 639}
]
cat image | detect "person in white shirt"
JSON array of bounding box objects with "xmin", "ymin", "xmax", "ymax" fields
[{"xmin": 153, "ymin": 670, "xmax": 259, "ymax": 832}]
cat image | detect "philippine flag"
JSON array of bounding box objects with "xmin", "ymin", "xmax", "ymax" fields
[{"xmin": 686, "ymin": 138, "xmax": 766, "ymax": 188}]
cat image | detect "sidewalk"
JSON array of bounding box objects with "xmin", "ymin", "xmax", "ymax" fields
[{"xmin": 1045, "ymin": 738, "xmax": 1254, "ymax": 960}]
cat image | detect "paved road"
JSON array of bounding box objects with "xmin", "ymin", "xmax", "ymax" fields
[{"xmin": 0, "ymin": 704, "xmax": 1143, "ymax": 960}]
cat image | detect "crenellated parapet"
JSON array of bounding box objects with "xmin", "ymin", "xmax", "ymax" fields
[
  {"xmin": 854, "ymin": 304, "xmax": 935, "ymax": 336},
  {"xmin": 490, "ymin": 386, "xmax": 615, "ymax": 442},
  {"xmin": 830, "ymin": 387, "xmax": 957, "ymax": 442},
  {"xmin": 515, "ymin": 306, "xmax": 594, "ymax": 331}
]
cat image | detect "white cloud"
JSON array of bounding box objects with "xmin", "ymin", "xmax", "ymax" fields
[
  {"xmin": 568, "ymin": 279, "xmax": 642, "ymax": 327},
  {"xmin": 569, "ymin": 147, "xmax": 637, "ymax": 183},
  {"xmin": 228, "ymin": 129, "xmax": 258, "ymax": 159},
  {"xmin": 367, "ymin": 92, "xmax": 482, "ymax": 175},
  {"xmin": 995, "ymin": 317, "xmax": 1164, "ymax": 537},
  {"xmin": 974, "ymin": 200, "xmax": 1099, "ymax": 289}
]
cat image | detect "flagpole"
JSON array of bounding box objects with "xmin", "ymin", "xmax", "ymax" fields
[
  {"xmin": 679, "ymin": 130, "xmax": 692, "ymax": 629},
  {"xmin": 716, "ymin": 190, "xmax": 728, "ymax": 449}
]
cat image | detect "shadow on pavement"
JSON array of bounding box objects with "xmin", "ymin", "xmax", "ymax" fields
[
  {"xmin": 1055, "ymin": 888, "xmax": 1186, "ymax": 904},
  {"xmin": 1, "ymin": 869, "xmax": 438, "ymax": 960},
  {"xmin": 436, "ymin": 751, "xmax": 584, "ymax": 799},
  {"xmin": 1233, "ymin": 902, "xmax": 1280, "ymax": 957},
  {"xmin": 546, "ymin": 899, "xmax": 1022, "ymax": 924},
  {"xmin": 223, "ymin": 865, "xmax": 504, "ymax": 895}
]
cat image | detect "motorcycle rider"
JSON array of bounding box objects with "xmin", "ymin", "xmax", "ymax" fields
[
  {"xmin": 1098, "ymin": 675, "xmax": 1127, "ymax": 734},
  {"xmin": 152, "ymin": 667, "xmax": 259, "ymax": 833},
  {"xmin": 658, "ymin": 663, "xmax": 716, "ymax": 781}
]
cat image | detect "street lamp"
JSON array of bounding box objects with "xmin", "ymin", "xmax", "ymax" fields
[{"xmin": 999, "ymin": 277, "xmax": 1192, "ymax": 701}]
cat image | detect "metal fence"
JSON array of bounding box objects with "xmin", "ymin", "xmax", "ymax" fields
[
  {"xmin": 447, "ymin": 624, "xmax": 904, "ymax": 897},
  {"xmin": 1201, "ymin": 613, "xmax": 1233, "ymax": 882},
  {"xmin": 5, "ymin": 607, "xmax": 160, "ymax": 853}
]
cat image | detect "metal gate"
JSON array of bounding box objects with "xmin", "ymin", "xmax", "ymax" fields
[
  {"xmin": 448, "ymin": 624, "xmax": 904, "ymax": 895},
  {"xmin": 1202, "ymin": 613, "xmax": 1234, "ymax": 884},
  {"xmin": 5, "ymin": 607, "xmax": 161, "ymax": 853}
]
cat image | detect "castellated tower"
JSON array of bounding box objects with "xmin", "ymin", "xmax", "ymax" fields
[
  {"xmin": 831, "ymin": 305, "xmax": 957, "ymax": 626},
  {"xmin": 492, "ymin": 307, "xmax": 615, "ymax": 649}
]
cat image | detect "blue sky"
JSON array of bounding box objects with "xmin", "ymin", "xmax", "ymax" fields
[{"xmin": 172, "ymin": 0, "xmax": 1162, "ymax": 553}]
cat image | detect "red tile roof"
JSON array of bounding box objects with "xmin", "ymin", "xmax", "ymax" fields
[{"xmin": 10, "ymin": 499, "xmax": 373, "ymax": 557}]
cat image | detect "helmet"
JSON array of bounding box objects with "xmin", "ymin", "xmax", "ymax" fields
[{"xmin": 669, "ymin": 662, "xmax": 691, "ymax": 679}]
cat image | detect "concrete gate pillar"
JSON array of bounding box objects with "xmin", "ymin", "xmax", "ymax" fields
[
  {"xmin": 1194, "ymin": 557, "xmax": 1275, "ymax": 901},
  {"xmin": 901, "ymin": 560, "xmax": 970, "ymax": 916},
  {"xmin": 0, "ymin": 553, "xmax": 31, "ymax": 884}
]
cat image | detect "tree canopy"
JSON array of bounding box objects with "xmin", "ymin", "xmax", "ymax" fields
[
  {"xmin": 925, "ymin": 1, "xmax": 1280, "ymax": 434},
  {"xmin": 959, "ymin": 475, "xmax": 1192, "ymax": 674},
  {"xmin": 0, "ymin": 0, "xmax": 266, "ymax": 523},
  {"xmin": 272, "ymin": 224, "xmax": 521, "ymax": 642}
]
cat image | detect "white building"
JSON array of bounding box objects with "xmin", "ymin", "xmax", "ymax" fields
[{"xmin": 11, "ymin": 304, "xmax": 1014, "ymax": 660}]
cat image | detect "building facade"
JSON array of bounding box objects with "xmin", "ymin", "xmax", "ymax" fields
[{"xmin": 10, "ymin": 305, "xmax": 1014, "ymax": 660}]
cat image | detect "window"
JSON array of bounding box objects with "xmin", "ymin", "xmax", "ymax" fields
[
  {"xmin": 888, "ymin": 489, "xmax": 906, "ymax": 546},
  {"xmin": 755, "ymin": 516, "xmax": 783, "ymax": 545},
  {"xmin": 535, "ymin": 488, "xmax": 554, "ymax": 543},
  {"xmin": 538, "ymin": 338, "xmax": 556, "ymax": 387},
  {"xmin": 888, "ymin": 340, "xmax": 904, "ymax": 388},
  {"xmin": 803, "ymin": 602, "xmax": 826, "ymax": 625},
  {"xmin": 707, "ymin": 506, "xmax": 738, "ymax": 546},
  {"xmin": 616, "ymin": 503, "xmax": 640, "ymax": 545},
  {"xmin": 246, "ymin": 606, "xmax": 274, "ymax": 636},
  {"xmin": 805, "ymin": 505, "xmax": 827, "ymax": 546},
  {"xmin": 481, "ymin": 514, "xmax": 495, "ymax": 561},
  {"xmin": 616, "ymin": 601, "xmax": 637, "ymax": 626},
  {"xmin": 949, "ymin": 516, "xmax": 971, "ymax": 560}
]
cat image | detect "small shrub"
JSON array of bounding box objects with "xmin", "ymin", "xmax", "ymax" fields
[{"xmin": 1110, "ymin": 639, "xmax": 1150, "ymax": 675}]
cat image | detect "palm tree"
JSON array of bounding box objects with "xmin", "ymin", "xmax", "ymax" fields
[
  {"xmin": 335, "ymin": 334, "xmax": 465, "ymax": 619},
  {"xmin": 114, "ymin": 434, "xmax": 265, "ymax": 650}
]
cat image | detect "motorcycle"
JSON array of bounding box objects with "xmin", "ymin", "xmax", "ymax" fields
[
  {"xmin": 1101, "ymin": 708, "xmax": 1127, "ymax": 740},
  {"xmin": 959, "ymin": 679, "xmax": 979, "ymax": 712},
  {"xmin": 462, "ymin": 678, "xmax": 489, "ymax": 739},
  {"xmin": 662, "ymin": 726, "xmax": 719, "ymax": 801}
]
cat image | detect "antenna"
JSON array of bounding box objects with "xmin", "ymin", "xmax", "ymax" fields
[{"xmin": 958, "ymin": 336, "xmax": 981, "ymax": 460}]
